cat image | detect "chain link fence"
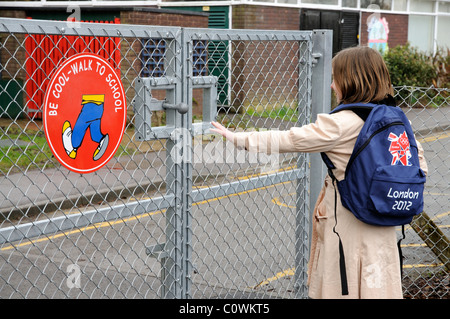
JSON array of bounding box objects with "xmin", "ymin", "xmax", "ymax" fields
[
  {"xmin": 0, "ymin": 17, "xmax": 320, "ymax": 299},
  {"xmin": 393, "ymin": 86, "xmax": 450, "ymax": 299},
  {"xmin": 0, "ymin": 17, "xmax": 448, "ymax": 299}
]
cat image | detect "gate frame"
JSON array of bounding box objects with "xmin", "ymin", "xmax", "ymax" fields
[{"xmin": 0, "ymin": 17, "xmax": 333, "ymax": 299}]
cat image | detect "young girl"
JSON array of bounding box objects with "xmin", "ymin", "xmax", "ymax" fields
[{"xmin": 211, "ymin": 46, "xmax": 428, "ymax": 299}]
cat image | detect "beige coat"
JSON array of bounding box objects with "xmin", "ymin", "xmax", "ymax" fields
[{"xmin": 233, "ymin": 110, "xmax": 428, "ymax": 299}]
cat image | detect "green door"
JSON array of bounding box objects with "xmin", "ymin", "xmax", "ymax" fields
[{"xmin": 206, "ymin": 7, "xmax": 229, "ymax": 107}]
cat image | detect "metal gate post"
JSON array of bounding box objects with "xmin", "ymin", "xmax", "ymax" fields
[
  {"xmin": 181, "ymin": 32, "xmax": 219, "ymax": 298},
  {"xmin": 139, "ymin": 31, "xmax": 186, "ymax": 299},
  {"xmin": 294, "ymin": 30, "xmax": 332, "ymax": 298},
  {"xmin": 309, "ymin": 29, "xmax": 333, "ymax": 240},
  {"xmin": 180, "ymin": 29, "xmax": 193, "ymax": 299},
  {"xmin": 298, "ymin": 30, "xmax": 332, "ymax": 298}
]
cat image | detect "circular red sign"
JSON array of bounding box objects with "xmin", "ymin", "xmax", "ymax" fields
[{"xmin": 44, "ymin": 53, "xmax": 126, "ymax": 174}]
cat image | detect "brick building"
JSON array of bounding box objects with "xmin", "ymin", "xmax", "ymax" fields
[{"xmin": 2, "ymin": 0, "xmax": 449, "ymax": 53}]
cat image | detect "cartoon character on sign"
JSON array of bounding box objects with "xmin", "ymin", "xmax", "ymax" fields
[
  {"xmin": 388, "ymin": 131, "xmax": 411, "ymax": 166},
  {"xmin": 62, "ymin": 94, "xmax": 109, "ymax": 161}
]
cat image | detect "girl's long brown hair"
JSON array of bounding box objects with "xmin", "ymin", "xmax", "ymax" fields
[{"xmin": 332, "ymin": 46, "xmax": 394, "ymax": 104}]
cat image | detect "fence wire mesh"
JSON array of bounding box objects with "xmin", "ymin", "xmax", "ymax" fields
[
  {"xmin": 0, "ymin": 17, "xmax": 448, "ymax": 299},
  {"xmin": 184, "ymin": 29, "xmax": 312, "ymax": 299},
  {"xmin": 0, "ymin": 18, "xmax": 313, "ymax": 299},
  {"xmin": 393, "ymin": 86, "xmax": 450, "ymax": 299},
  {"xmin": 0, "ymin": 18, "xmax": 185, "ymax": 299}
]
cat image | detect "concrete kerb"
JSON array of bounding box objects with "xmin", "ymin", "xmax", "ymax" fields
[{"xmin": 406, "ymin": 106, "xmax": 450, "ymax": 136}]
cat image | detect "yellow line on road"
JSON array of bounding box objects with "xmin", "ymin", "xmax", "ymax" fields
[
  {"xmin": 4, "ymin": 146, "xmax": 448, "ymax": 292},
  {"xmin": 1, "ymin": 209, "xmax": 167, "ymax": 251},
  {"xmin": 251, "ymin": 267, "xmax": 295, "ymax": 289},
  {"xmin": 193, "ymin": 181, "xmax": 291, "ymax": 206},
  {"xmin": 1, "ymin": 180, "xmax": 292, "ymax": 251},
  {"xmin": 259, "ymin": 196, "xmax": 450, "ymax": 290},
  {"xmin": 237, "ymin": 165, "xmax": 297, "ymax": 180},
  {"xmin": 402, "ymin": 263, "xmax": 444, "ymax": 269},
  {"xmin": 417, "ymin": 131, "xmax": 450, "ymax": 143},
  {"xmin": 250, "ymin": 263, "xmax": 445, "ymax": 289}
]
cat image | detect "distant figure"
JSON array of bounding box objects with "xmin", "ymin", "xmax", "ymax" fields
[{"xmin": 367, "ymin": 10, "xmax": 389, "ymax": 54}]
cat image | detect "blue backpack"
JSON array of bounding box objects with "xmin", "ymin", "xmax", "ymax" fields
[{"xmin": 321, "ymin": 101, "xmax": 426, "ymax": 295}]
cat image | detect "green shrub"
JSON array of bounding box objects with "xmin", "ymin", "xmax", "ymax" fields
[{"xmin": 384, "ymin": 43, "xmax": 435, "ymax": 87}]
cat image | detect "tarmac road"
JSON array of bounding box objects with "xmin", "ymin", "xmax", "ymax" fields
[{"xmin": 0, "ymin": 106, "xmax": 449, "ymax": 298}]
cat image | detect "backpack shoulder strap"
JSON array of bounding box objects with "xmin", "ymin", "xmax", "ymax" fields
[
  {"xmin": 332, "ymin": 94, "xmax": 397, "ymax": 120},
  {"xmin": 321, "ymin": 103, "xmax": 376, "ymax": 179},
  {"xmin": 350, "ymin": 108, "xmax": 372, "ymax": 121},
  {"xmin": 330, "ymin": 102, "xmax": 376, "ymax": 120}
]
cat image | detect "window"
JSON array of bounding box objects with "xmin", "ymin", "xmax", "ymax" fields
[
  {"xmin": 439, "ymin": 1, "xmax": 450, "ymax": 13},
  {"xmin": 192, "ymin": 40, "xmax": 207, "ymax": 76},
  {"xmin": 361, "ymin": 0, "xmax": 392, "ymax": 10},
  {"xmin": 302, "ymin": 0, "xmax": 339, "ymax": 4},
  {"xmin": 437, "ymin": 16, "xmax": 450, "ymax": 50},
  {"xmin": 343, "ymin": 0, "xmax": 358, "ymax": 8},
  {"xmin": 408, "ymin": 15, "xmax": 435, "ymax": 53},
  {"xmin": 141, "ymin": 38, "xmax": 165, "ymax": 77},
  {"xmin": 140, "ymin": 38, "xmax": 207, "ymax": 77},
  {"xmin": 410, "ymin": 0, "xmax": 435, "ymax": 13},
  {"xmin": 393, "ymin": 0, "xmax": 407, "ymax": 11}
]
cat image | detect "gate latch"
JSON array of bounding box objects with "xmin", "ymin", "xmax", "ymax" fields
[
  {"xmin": 133, "ymin": 76, "xmax": 184, "ymax": 141},
  {"xmin": 149, "ymin": 98, "xmax": 188, "ymax": 114},
  {"xmin": 133, "ymin": 76, "xmax": 218, "ymax": 141}
]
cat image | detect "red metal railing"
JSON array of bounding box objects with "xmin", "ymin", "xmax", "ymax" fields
[{"xmin": 25, "ymin": 18, "xmax": 121, "ymax": 119}]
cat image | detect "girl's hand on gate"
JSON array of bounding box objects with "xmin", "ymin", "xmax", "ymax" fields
[{"xmin": 210, "ymin": 122, "xmax": 235, "ymax": 141}]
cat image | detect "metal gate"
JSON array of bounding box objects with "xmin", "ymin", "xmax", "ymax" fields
[{"xmin": 0, "ymin": 17, "xmax": 331, "ymax": 299}]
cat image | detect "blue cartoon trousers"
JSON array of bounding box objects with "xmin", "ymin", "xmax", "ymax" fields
[{"xmin": 71, "ymin": 102, "xmax": 105, "ymax": 149}]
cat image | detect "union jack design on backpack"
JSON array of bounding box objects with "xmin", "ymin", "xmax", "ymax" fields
[{"xmin": 388, "ymin": 131, "xmax": 412, "ymax": 166}]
